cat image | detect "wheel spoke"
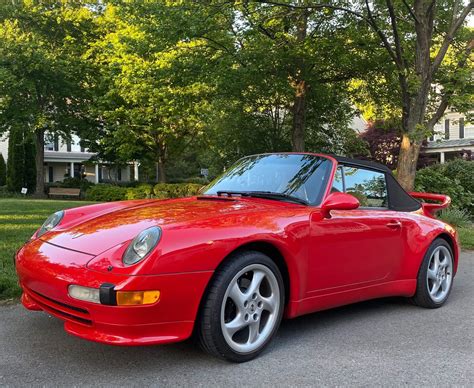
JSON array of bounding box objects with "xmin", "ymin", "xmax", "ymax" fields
[
  {"xmin": 246, "ymin": 270, "xmax": 265, "ymax": 297},
  {"xmin": 247, "ymin": 321, "xmax": 260, "ymax": 344},
  {"xmin": 224, "ymin": 314, "xmax": 247, "ymax": 337},
  {"xmin": 439, "ymin": 254, "xmax": 449, "ymax": 269},
  {"xmin": 261, "ymin": 295, "xmax": 277, "ymax": 313},
  {"xmin": 427, "ymin": 268, "xmax": 437, "ymax": 281},
  {"xmin": 441, "ymin": 278, "xmax": 449, "ymax": 292},
  {"xmin": 433, "ymin": 250, "xmax": 440, "ymax": 272},
  {"xmin": 430, "ymin": 280, "xmax": 441, "ymax": 296},
  {"xmin": 229, "ymin": 282, "xmax": 246, "ymax": 309}
]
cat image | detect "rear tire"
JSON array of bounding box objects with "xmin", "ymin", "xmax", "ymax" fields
[
  {"xmin": 197, "ymin": 251, "xmax": 284, "ymax": 362},
  {"xmin": 410, "ymin": 239, "xmax": 454, "ymax": 308}
]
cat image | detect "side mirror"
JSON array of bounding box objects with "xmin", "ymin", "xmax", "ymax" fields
[{"xmin": 321, "ymin": 192, "xmax": 360, "ymax": 218}]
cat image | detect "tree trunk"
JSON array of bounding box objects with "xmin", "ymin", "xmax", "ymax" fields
[
  {"xmin": 156, "ymin": 159, "xmax": 166, "ymax": 183},
  {"xmin": 396, "ymin": 134, "xmax": 422, "ymax": 192},
  {"xmin": 395, "ymin": 1, "xmax": 433, "ymax": 191},
  {"xmin": 292, "ymin": 79, "xmax": 307, "ymax": 152},
  {"xmin": 34, "ymin": 129, "xmax": 45, "ymax": 197},
  {"xmin": 291, "ymin": 9, "xmax": 308, "ymax": 152}
]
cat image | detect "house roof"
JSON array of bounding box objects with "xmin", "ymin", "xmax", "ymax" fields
[
  {"xmin": 426, "ymin": 139, "xmax": 474, "ymax": 149},
  {"xmin": 44, "ymin": 151, "xmax": 95, "ymax": 163}
]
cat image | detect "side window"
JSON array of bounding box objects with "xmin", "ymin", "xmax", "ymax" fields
[
  {"xmin": 343, "ymin": 167, "xmax": 388, "ymax": 208},
  {"xmin": 331, "ymin": 166, "xmax": 344, "ymax": 193}
]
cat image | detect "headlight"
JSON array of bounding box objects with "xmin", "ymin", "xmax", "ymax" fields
[
  {"xmin": 37, "ymin": 211, "xmax": 64, "ymax": 238},
  {"xmin": 68, "ymin": 285, "xmax": 100, "ymax": 304},
  {"xmin": 122, "ymin": 226, "xmax": 161, "ymax": 266}
]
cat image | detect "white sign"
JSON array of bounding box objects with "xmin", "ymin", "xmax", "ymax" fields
[
  {"xmin": 200, "ymin": 168, "xmax": 209, "ymax": 177},
  {"xmin": 21, "ymin": 187, "xmax": 28, "ymax": 195}
]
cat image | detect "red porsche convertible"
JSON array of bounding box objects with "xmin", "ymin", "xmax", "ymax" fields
[{"xmin": 15, "ymin": 153, "xmax": 458, "ymax": 362}]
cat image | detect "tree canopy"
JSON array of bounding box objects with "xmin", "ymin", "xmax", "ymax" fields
[{"xmin": 0, "ymin": 1, "xmax": 471, "ymax": 189}]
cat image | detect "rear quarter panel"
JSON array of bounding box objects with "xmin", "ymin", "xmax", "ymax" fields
[{"xmin": 397, "ymin": 210, "xmax": 459, "ymax": 279}]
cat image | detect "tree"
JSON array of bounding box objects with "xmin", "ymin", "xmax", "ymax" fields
[
  {"xmin": 83, "ymin": 2, "xmax": 218, "ymax": 182},
  {"xmin": 0, "ymin": 3, "xmax": 95, "ymax": 195},
  {"xmin": 257, "ymin": 1, "xmax": 473, "ymax": 190},
  {"xmin": 360, "ymin": 120, "xmax": 401, "ymax": 170},
  {"xmin": 0, "ymin": 153, "xmax": 6, "ymax": 186},
  {"xmin": 218, "ymin": 1, "xmax": 370, "ymax": 152},
  {"xmin": 6, "ymin": 127, "xmax": 24, "ymax": 192},
  {"xmin": 5, "ymin": 126, "xmax": 35, "ymax": 193}
]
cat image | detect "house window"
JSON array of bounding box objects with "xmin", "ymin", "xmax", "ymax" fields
[
  {"xmin": 53, "ymin": 135, "xmax": 59, "ymax": 152},
  {"xmin": 48, "ymin": 166, "xmax": 54, "ymax": 183},
  {"xmin": 444, "ymin": 119, "xmax": 450, "ymax": 139},
  {"xmin": 459, "ymin": 118, "xmax": 464, "ymax": 139},
  {"xmin": 80, "ymin": 143, "xmax": 85, "ymax": 153},
  {"xmin": 117, "ymin": 168, "xmax": 122, "ymax": 181},
  {"xmin": 74, "ymin": 164, "xmax": 82, "ymax": 178},
  {"xmin": 66, "ymin": 140, "xmax": 71, "ymax": 152},
  {"xmin": 45, "ymin": 140, "xmax": 54, "ymax": 151}
]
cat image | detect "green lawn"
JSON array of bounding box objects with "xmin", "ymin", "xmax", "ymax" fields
[
  {"xmin": 458, "ymin": 227, "xmax": 474, "ymax": 250},
  {"xmin": 0, "ymin": 198, "xmax": 473, "ymax": 301},
  {"xmin": 0, "ymin": 198, "xmax": 96, "ymax": 301}
]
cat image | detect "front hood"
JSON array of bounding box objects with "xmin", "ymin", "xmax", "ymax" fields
[{"xmin": 40, "ymin": 197, "xmax": 279, "ymax": 255}]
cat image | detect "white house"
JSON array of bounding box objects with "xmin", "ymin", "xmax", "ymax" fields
[
  {"xmin": 0, "ymin": 133, "xmax": 137, "ymax": 184},
  {"xmin": 424, "ymin": 111, "xmax": 474, "ymax": 163}
]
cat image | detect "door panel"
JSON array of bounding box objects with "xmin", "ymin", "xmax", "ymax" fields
[{"xmin": 307, "ymin": 209, "xmax": 402, "ymax": 294}]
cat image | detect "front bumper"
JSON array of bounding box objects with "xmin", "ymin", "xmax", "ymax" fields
[{"xmin": 16, "ymin": 239, "xmax": 213, "ymax": 346}]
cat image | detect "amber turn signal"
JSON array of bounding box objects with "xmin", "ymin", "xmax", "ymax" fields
[{"xmin": 116, "ymin": 290, "xmax": 160, "ymax": 306}]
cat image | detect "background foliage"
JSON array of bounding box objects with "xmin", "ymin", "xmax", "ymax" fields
[{"xmin": 415, "ymin": 159, "xmax": 474, "ymax": 214}]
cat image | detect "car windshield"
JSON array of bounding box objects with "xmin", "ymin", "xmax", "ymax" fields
[{"xmin": 204, "ymin": 154, "xmax": 333, "ymax": 205}]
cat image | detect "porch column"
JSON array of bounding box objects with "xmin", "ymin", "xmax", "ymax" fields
[
  {"xmin": 440, "ymin": 152, "xmax": 445, "ymax": 164},
  {"xmin": 70, "ymin": 162, "xmax": 75, "ymax": 178},
  {"xmin": 134, "ymin": 162, "xmax": 139, "ymax": 181},
  {"xmin": 94, "ymin": 164, "xmax": 99, "ymax": 184}
]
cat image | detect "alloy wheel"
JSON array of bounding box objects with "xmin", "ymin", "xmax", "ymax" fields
[
  {"xmin": 220, "ymin": 264, "xmax": 280, "ymax": 354},
  {"xmin": 426, "ymin": 245, "xmax": 453, "ymax": 303}
]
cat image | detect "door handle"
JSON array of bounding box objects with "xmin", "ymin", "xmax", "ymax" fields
[{"xmin": 386, "ymin": 220, "xmax": 402, "ymax": 229}]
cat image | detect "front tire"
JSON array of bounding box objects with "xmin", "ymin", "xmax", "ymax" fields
[
  {"xmin": 411, "ymin": 239, "xmax": 454, "ymax": 308},
  {"xmin": 197, "ymin": 251, "xmax": 285, "ymax": 362}
]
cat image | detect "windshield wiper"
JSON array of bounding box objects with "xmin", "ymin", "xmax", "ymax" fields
[{"xmin": 216, "ymin": 191, "xmax": 308, "ymax": 206}]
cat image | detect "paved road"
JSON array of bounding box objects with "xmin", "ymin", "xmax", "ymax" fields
[{"xmin": 1, "ymin": 252, "xmax": 473, "ymax": 387}]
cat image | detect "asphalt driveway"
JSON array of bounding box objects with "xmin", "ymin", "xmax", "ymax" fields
[{"xmin": 1, "ymin": 252, "xmax": 473, "ymax": 387}]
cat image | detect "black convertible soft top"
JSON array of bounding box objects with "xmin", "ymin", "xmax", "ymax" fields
[
  {"xmin": 332, "ymin": 155, "xmax": 392, "ymax": 173},
  {"xmin": 332, "ymin": 155, "xmax": 421, "ymax": 212}
]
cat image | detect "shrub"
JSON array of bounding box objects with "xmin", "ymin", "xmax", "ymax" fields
[
  {"xmin": 0, "ymin": 186, "xmax": 24, "ymax": 198},
  {"xmin": 126, "ymin": 184, "xmax": 154, "ymax": 200},
  {"xmin": 437, "ymin": 208, "xmax": 471, "ymax": 227},
  {"xmin": 153, "ymin": 183, "xmax": 203, "ymax": 199},
  {"xmin": 84, "ymin": 182, "xmax": 204, "ymax": 202},
  {"xmin": 172, "ymin": 177, "xmax": 209, "ymax": 185},
  {"xmin": 415, "ymin": 160, "xmax": 474, "ymax": 213},
  {"xmin": 61, "ymin": 177, "xmax": 95, "ymax": 194},
  {"xmin": 442, "ymin": 159, "xmax": 474, "ymax": 194},
  {"xmin": 85, "ymin": 184, "xmax": 127, "ymax": 202}
]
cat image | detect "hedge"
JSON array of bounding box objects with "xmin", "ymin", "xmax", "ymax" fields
[
  {"xmin": 415, "ymin": 159, "xmax": 474, "ymax": 214},
  {"xmin": 153, "ymin": 183, "xmax": 203, "ymax": 199},
  {"xmin": 85, "ymin": 183, "xmax": 204, "ymax": 202},
  {"xmin": 85, "ymin": 184, "xmax": 127, "ymax": 202}
]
